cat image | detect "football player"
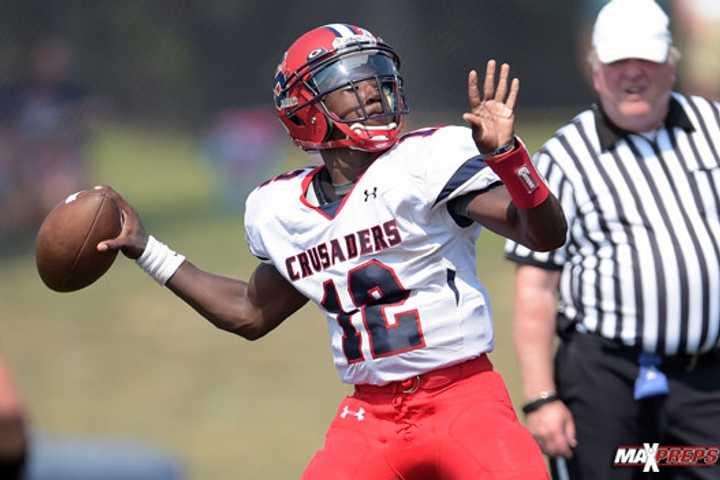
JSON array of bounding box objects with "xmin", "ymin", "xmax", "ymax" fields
[{"xmin": 98, "ymin": 24, "xmax": 566, "ymax": 479}]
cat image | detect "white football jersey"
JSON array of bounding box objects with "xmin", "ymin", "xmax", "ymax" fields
[{"xmin": 244, "ymin": 126, "xmax": 502, "ymax": 385}]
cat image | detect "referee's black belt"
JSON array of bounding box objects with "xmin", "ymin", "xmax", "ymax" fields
[{"xmin": 561, "ymin": 330, "xmax": 720, "ymax": 372}]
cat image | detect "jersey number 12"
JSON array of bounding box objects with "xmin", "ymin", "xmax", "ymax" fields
[{"xmin": 320, "ymin": 259, "xmax": 425, "ymax": 363}]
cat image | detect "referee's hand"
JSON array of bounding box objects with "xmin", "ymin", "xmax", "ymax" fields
[{"xmin": 525, "ymin": 401, "xmax": 577, "ymax": 458}]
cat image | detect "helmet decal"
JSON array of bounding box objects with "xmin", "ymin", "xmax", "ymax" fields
[{"xmin": 273, "ymin": 70, "xmax": 286, "ymax": 107}]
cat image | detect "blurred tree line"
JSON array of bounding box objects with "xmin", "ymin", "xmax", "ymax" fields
[{"xmin": 0, "ymin": 0, "xmax": 590, "ymax": 126}]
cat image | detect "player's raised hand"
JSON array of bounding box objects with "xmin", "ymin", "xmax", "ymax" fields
[
  {"xmin": 463, "ymin": 59, "xmax": 519, "ymax": 154},
  {"xmin": 94, "ymin": 185, "xmax": 148, "ymax": 259}
]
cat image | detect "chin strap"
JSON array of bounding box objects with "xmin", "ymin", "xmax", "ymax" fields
[
  {"xmin": 323, "ymin": 117, "xmax": 337, "ymax": 143},
  {"xmin": 307, "ymin": 110, "xmax": 402, "ymax": 152}
]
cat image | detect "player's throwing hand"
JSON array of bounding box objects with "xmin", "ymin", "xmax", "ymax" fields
[
  {"xmin": 94, "ymin": 185, "xmax": 149, "ymax": 259},
  {"xmin": 463, "ymin": 59, "xmax": 519, "ymax": 154}
]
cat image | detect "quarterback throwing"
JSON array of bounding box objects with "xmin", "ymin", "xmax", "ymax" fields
[{"xmin": 97, "ymin": 24, "xmax": 566, "ymax": 479}]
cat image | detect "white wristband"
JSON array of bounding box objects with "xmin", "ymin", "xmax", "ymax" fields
[{"xmin": 136, "ymin": 235, "xmax": 186, "ymax": 285}]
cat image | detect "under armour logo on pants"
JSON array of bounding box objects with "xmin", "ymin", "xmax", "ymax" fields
[{"xmin": 340, "ymin": 406, "xmax": 365, "ymax": 421}]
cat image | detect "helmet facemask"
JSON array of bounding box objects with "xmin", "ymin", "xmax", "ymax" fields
[
  {"xmin": 310, "ymin": 51, "xmax": 408, "ymax": 148},
  {"xmin": 279, "ymin": 46, "xmax": 408, "ymax": 152}
]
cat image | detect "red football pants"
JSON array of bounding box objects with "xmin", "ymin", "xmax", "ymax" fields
[{"xmin": 302, "ymin": 355, "xmax": 548, "ymax": 479}]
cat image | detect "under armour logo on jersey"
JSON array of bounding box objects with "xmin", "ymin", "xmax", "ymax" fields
[
  {"xmin": 364, "ymin": 187, "xmax": 378, "ymax": 201},
  {"xmin": 515, "ymin": 166, "xmax": 538, "ymax": 193},
  {"xmin": 340, "ymin": 406, "xmax": 366, "ymax": 421}
]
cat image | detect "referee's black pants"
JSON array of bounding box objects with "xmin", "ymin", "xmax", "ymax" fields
[{"xmin": 550, "ymin": 330, "xmax": 720, "ymax": 480}]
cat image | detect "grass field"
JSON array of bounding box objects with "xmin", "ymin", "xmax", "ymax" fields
[{"xmin": 0, "ymin": 115, "xmax": 567, "ymax": 479}]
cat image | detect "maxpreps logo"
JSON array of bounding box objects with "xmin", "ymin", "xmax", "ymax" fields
[{"xmin": 613, "ymin": 444, "xmax": 720, "ymax": 472}]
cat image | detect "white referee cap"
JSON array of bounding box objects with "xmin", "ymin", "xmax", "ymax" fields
[{"xmin": 592, "ymin": 0, "xmax": 672, "ymax": 64}]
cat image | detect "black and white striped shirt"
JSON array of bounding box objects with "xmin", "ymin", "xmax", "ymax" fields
[{"xmin": 505, "ymin": 93, "xmax": 720, "ymax": 356}]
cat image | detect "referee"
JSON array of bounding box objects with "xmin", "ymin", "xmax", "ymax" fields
[{"xmin": 505, "ymin": 1, "xmax": 720, "ymax": 479}]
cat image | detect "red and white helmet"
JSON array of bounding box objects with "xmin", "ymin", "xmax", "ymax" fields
[{"xmin": 273, "ymin": 24, "xmax": 408, "ymax": 152}]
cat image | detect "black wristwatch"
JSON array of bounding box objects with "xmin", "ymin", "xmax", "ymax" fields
[{"xmin": 521, "ymin": 391, "xmax": 561, "ymax": 415}]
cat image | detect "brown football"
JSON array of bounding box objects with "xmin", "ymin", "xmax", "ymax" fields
[{"xmin": 36, "ymin": 190, "xmax": 122, "ymax": 292}]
